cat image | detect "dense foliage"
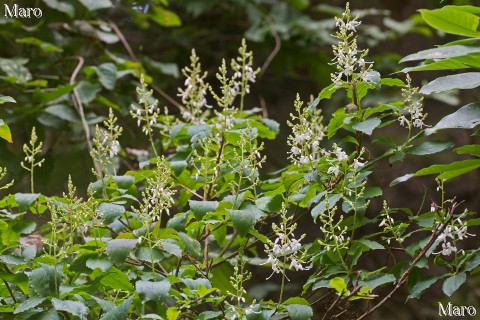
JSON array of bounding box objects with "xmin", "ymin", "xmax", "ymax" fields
[{"xmin": 0, "ymin": 2, "xmax": 480, "ymax": 320}]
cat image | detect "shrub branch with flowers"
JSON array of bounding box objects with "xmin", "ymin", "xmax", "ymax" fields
[{"xmin": 1, "ymin": 3, "xmax": 480, "ymax": 319}]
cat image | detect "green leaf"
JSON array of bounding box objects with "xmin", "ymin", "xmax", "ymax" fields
[
  {"xmin": 407, "ymin": 141, "xmax": 453, "ymax": 156},
  {"xmin": 52, "ymin": 298, "xmax": 88, "ymax": 320},
  {"xmin": 33, "ymin": 84, "xmax": 75, "ymax": 104},
  {"xmin": 408, "ymin": 275, "xmax": 443, "ymax": 299},
  {"xmin": 99, "ymin": 296, "xmax": 133, "ymax": 320},
  {"xmin": 16, "ymin": 37, "xmax": 62, "ymax": 53},
  {"xmin": 76, "ymin": 81, "xmax": 102, "ymax": 105},
  {"xmin": 284, "ymin": 304, "xmax": 313, "ymax": 320},
  {"xmin": 283, "ymin": 297, "xmax": 310, "ymax": 306},
  {"xmin": 210, "ymin": 263, "xmax": 236, "ymax": 295},
  {"xmin": 0, "ymin": 96, "xmax": 15, "ymax": 104},
  {"xmin": 28, "ymin": 268, "xmax": 50, "ymax": 297},
  {"xmin": 44, "ymin": 105, "xmax": 80, "ymax": 122},
  {"xmin": 14, "ymin": 193, "xmax": 40, "ymax": 212},
  {"xmin": 442, "ymin": 273, "xmax": 466, "ymax": 296},
  {"xmin": 43, "ymin": 0, "xmax": 75, "ymax": 17},
  {"xmin": 14, "ymin": 297, "xmax": 45, "ymax": 314},
  {"xmin": 161, "ymin": 238, "xmax": 182, "ymax": 258},
  {"xmin": 330, "ymin": 277, "xmax": 348, "ymax": 295},
  {"xmin": 352, "ymin": 117, "xmax": 381, "ymax": 135},
  {"xmin": 400, "ymin": 45, "xmax": 480, "ymax": 63},
  {"xmin": 311, "ymin": 194, "xmax": 341, "ymax": 220},
  {"xmin": 415, "ymin": 159, "xmax": 480, "ymax": 181},
  {"xmin": 189, "ymin": 200, "xmax": 219, "ymax": 220},
  {"xmin": 426, "ymin": 103, "xmax": 480, "ymax": 135},
  {"xmin": 106, "ymin": 239, "xmax": 138, "ymax": 263},
  {"xmin": 99, "ymin": 267, "xmax": 134, "ymax": 291},
  {"xmin": 78, "ymin": 0, "xmax": 113, "ymax": 11},
  {"xmin": 199, "ymin": 311, "xmax": 223, "ymax": 320},
  {"xmin": 319, "ymin": 83, "xmax": 337, "ymax": 100},
  {"xmin": 0, "ymin": 119, "xmax": 12, "ymax": 143},
  {"xmin": 136, "ymin": 280, "xmax": 171, "ymax": 303},
  {"xmin": 0, "ymin": 57, "xmax": 32, "ymax": 84},
  {"xmin": 98, "ymin": 202, "xmax": 126, "ymax": 224},
  {"xmin": 228, "ymin": 209, "xmax": 257, "ymax": 237},
  {"xmin": 380, "ymin": 78, "xmax": 404, "ymax": 87},
  {"xmin": 360, "ymin": 274, "xmax": 395, "ymax": 291},
  {"xmin": 144, "ymin": 58, "xmax": 179, "ymax": 78},
  {"xmin": 420, "ymin": 8, "xmax": 480, "ymax": 37},
  {"xmin": 178, "ymin": 232, "xmax": 201, "ymax": 259},
  {"xmin": 355, "ymin": 239, "xmax": 385, "ymax": 250},
  {"xmin": 96, "ymin": 63, "xmax": 118, "ymax": 90},
  {"xmin": 149, "ymin": 6, "xmax": 182, "ymax": 27},
  {"xmin": 86, "ymin": 257, "xmax": 112, "ymax": 272},
  {"xmin": 420, "ymin": 73, "xmax": 480, "ymax": 94},
  {"xmin": 455, "ymin": 144, "xmax": 480, "ymax": 157}
]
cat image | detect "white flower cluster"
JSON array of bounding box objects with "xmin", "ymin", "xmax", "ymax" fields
[
  {"xmin": 398, "ymin": 75, "xmax": 427, "ymax": 129},
  {"xmin": 231, "ymin": 64, "xmax": 257, "ymax": 95},
  {"xmin": 130, "ymin": 76, "xmax": 160, "ymax": 136},
  {"xmin": 331, "ymin": 3, "xmax": 374, "ymax": 86},
  {"xmin": 287, "ymin": 95, "xmax": 326, "ymax": 167},
  {"xmin": 435, "ymin": 218, "xmax": 473, "ymax": 256},
  {"xmin": 318, "ymin": 211, "xmax": 350, "ymax": 252},
  {"xmin": 326, "ymin": 144, "xmax": 349, "ymax": 177},
  {"xmin": 214, "ymin": 111, "xmax": 235, "ymax": 131},
  {"xmin": 263, "ymin": 204, "xmax": 307, "ymax": 279},
  {"xmin": 133, "ymin": 157, "xmax": 175, "ymax": 221},
  {"xmin": 178, "ymin": 49, "xmax": 211, "ymax": 123}
]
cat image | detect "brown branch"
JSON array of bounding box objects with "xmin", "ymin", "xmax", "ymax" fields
[
  {"xmin": 108, "ymin": 19, "xmax": 185, "ymax": 112},
  {"xmin": 259, "ymin": 16, "xmax": 281, "ymax": 78},
  {"xmin": 68, "ymin": 56, "xmax": 101, "ymax": 176},
  {"xmin": 356, "ymin": 205, "xmax": 458, "ymax": 320}
]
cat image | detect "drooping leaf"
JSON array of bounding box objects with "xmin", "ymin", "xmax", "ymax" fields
[
  {"xmin": 14, "ymin": 297, "xmax": 45, "ymax": 314},
  {"xmin": 136, "ymin": 280, "xmax": 171, "ymax": 303},
  {"xmin": 455, "ymin": 144, "xmax": 480, "ymax": 157},
  {"xmin": 98, "ymin": 202, "xmax": 126, "ymax": 224},
  {"xmin": 360, "ymin": 274, "xmax": 395, "ymax": 291},
  {"xmin": 442, "ymin": 273, "xmax": 466, "ymax": 296},
  {"xmin": 420, "ymin": 7, "xmax": 480, "ymax": 37},
  {"xmin": 189, "ymin": 200, "xmax": 219, "ymax": 220},
  {"xmin": 96, "ymin": 63, "xmax": 118, "ymax": 90},
  {"xmin": 352, "ymin": 117, "xmax": 381, "ymax": 135},
  {"xmin": 99, "ymin": 296, "xmax": 133, "ymax": 320},
  {"xmin": 106, "ymin": 239, "xmax": 138, "ymax": 263},
  {"xmin": 178, "ymin": 232, "xmax": 201, "ymax": 259},
  {"xmin": 420, "ymin": 73, "xmax": 480, "ymax": 94},
  {"xmin": 408, "ymin": 275, "xmax": 443, "ymax": 299},
  {"xmin": 228, "ymin": 209, "xmax": 257, "ymax": 237},
  {"xmin": 407, "ymin": 141, "xmax": 453, "ymax": 156},
  {"xmin": 52, "ymin": 298, "xmax": 88, "ymax": 320},
  {"xmin": 44, "ymin": 105, "xmax": 80, "ymax": 122},
  {"xmin": 425, "ymin": 103, "xmax": 480, "ymax": 135},
  {"xmin": 0, "ymin": 119, "xmax": 12, "ymax": 143},
  {"xmin": 400, "ymin": 45, "xmax": 480, "ymax": 63}
]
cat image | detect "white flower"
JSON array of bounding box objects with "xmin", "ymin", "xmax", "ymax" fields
[
  {"xmin": 289, "ymin": 258, "xmax": 305, "ymax": 271},
  {"xmin": 353, "ymin": 158, "xmax": 364, "ymax": 170},
  {"xmin": 327, "ymin": 165, "xmax": 339, "ymax": 177},
  {"xmin": 109, "ymin": 140, "xmax": 120, "ymax": 158}
]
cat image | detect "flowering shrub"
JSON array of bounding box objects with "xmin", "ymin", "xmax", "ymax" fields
[{"xmin": 0, "ymin": 4, "xmax": 479, "ymax": 319}]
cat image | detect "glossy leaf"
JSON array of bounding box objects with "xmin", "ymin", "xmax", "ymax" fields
[
  {"xmin": 425, "ymin": 103, "xmax": 480, "ymax": 135},
  {"xmin": 442, "ymin": 273, "xmax": 466, "ymax": 296},
  {"xmin": 420, "ymin": 7, "xmax": 480, "ymax": 37},
  {"xmin": 420, "ymin": 73, "xmax": 480, "ymax": 94}
]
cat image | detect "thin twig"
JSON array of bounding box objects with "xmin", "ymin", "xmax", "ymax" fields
[
  {"xmin": 108, "ymin": 19, "xmax": 185, "ymax": 112},
  {"xmin": 68, "ymin": 56, "xmax": 101, "ymax": 176},
  {"xmin": 259, "ymin": 16, "xmax": 281, "ymax": 78},
  {"xmin": 356, "ymin": 205, "xmax": 458, "ymax": 320}
]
